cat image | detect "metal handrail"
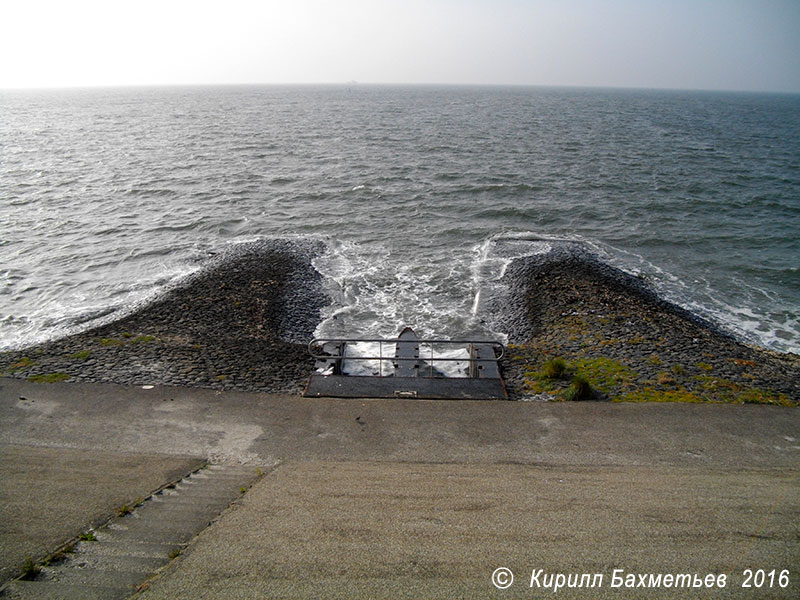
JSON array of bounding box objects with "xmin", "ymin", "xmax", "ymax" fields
[{"xmin": 308, "ymin": 337, "xmax": 505, "ymax": 362}]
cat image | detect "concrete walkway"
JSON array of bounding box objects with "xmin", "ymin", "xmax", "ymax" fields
[{"xmin": 1, "ymin": 377, "xmax": 798, "ymax": 598}]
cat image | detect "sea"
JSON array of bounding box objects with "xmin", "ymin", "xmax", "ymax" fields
[{"xmin": 1, "ymin": 85, "xmax": 799, "ymax": 354}]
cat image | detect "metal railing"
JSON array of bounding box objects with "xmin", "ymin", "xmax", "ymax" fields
[{"xmin": 308, "ymin": 337, "xmax": 505, "ymax": 379}]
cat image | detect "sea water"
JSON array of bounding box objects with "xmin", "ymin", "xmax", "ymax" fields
[{"xmin": 1, "ymin": 85, "xmax": 798, "ymax": 352}]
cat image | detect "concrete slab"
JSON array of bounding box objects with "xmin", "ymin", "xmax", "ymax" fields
[
  {"xmin": 0, "ymin": 445, "xmax": 204, "ymax": 584},
  {"xmin": 3, "ymin": 580, "xmax": 130, "ymax": 600},
  {"xmin": 136, "ymin": 460, "xmax": 800, "ymax": 599},
  {"xmin": 2, "ymin": 377, "xmax": 799, "ymax": 469},
  {"xmin": 1, "ymin": 377, "xmax": 799, "ymax": 598}
]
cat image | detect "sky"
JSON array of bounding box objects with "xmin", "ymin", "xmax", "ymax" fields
[{"xmin": 1, "ymin": 0, "xmax": 799, "ymax": 92}]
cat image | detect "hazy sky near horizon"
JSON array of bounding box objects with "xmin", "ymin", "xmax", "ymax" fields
[{"xmin": 1, "ymin": 0, "xmax": 799, "ymax": 92}]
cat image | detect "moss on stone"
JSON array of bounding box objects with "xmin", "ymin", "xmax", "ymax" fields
[
  {"xmin": 572, "ymin": 357, "xmax": 637, "ymax": 394},
  {"xmin": 738, "ymin": 388, "xmax": 793, "ymax": 406},
  {"xmin": 28, "ymin": 372, "xmax": 71, "ymax": 383},
  {"xmin": 693, "ymin": 375, "xmax": 794, "ymax": 406},
  {"xmin": 6, "ymin": 356, "xmax": 36, "ymax": 373},
  {"xmin": 618, "ymin": 387, "xmax": 704, "ymax": 403}
]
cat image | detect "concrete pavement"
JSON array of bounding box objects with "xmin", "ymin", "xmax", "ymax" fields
[
  {"xmin": 136, "ymin": 461, "xmax": 799, "ymax": 599},
  {"xmin": 2, "ymin": 377, "xmax": 799, "ymax": 469},
  {"xmin": 1, "ymin": 376, "xmax": 799, "ymax": 598}
]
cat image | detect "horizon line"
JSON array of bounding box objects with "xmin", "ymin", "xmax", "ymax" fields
[{"xmin": 2, "ymin": 81, "xmax": 799, "ymax": 96}]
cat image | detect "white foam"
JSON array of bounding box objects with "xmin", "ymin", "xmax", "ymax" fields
[
  {"xmin": 341, "ymin": 341, "xmax": 386, "ymax": 376},
  {"xmin": 317, "ymin": 340, "xmax": 472, "ymax": 378},
  {"xmin": 312, "ymin": 238, "xmax": 487, "ymax": 341},
  {"xmin": 417, "ymin": 344, "xmax": 471, "ymax": 378},
  {"xmin": 309, "ymin": 232, "xmax": 799, "ymax": 362}
]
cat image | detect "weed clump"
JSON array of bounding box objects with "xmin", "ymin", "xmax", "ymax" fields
[
  {"xmin": 657, "ymin": 372, "xmax": 676, "ymax": 385},
  {"xmin": 20, "ymin": 557, "xmax": 40, "ymax": 580},
  {"xmin": 543, "ymin": 358, "xmax": 567, "ymax": 379},
  {"xmin": 563, "ymin": 375, "xmax": 593, "ymax": 401}
]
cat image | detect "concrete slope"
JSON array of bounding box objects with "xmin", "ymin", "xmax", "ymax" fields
[
  {"xmin": 135, "ymin": 461, "xmax": 800, "ymax": 599},
  {"xmin": 1, "ymin": 464, "xmax": 261, "ymax": 599},
  {"xmin": 0, "ymin": 445, "xmax": 204, "ymax": 585}
]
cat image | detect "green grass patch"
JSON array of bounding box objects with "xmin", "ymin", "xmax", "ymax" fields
[
  {"xmin": 572, "ymin": 357, "xmax": 637, "ymax": 394},
  {"xmin": 694, "ymin": 375, "xmax": 793, "ymax": 406},
  {"xmin": 523, "ymin": 356, "xmax": 571, "ymax": 394},
  {"xmin": 524, "ymin": 356, "xmax": 637, "ymax": 399},
  {"xmin": 79, "ymin": 531, "xmax": 97, "ymax": 542},
  {"xmin": 523, "ymin": 371, "xmax": 557, "ymax": 394},
  {"xmin": 738, "ymin": 388, "xmax": 793, "ymax": 406},
  {"xmin": 44, "ymin": 543, "xmax": 76, "ymax": 566},
  {"xmin": 68, "ymin": 350, "xmax": 91, "ymax": 360},
  {"xmin": 619, "ymin": 388, "xmax": 704, "ymax": 403},
  {"xmin": 696, "ymin": 362, "xmax": 714, "ymax": 371},
  {"xmin": 28, "ymin": 372, "xmax": 71, "ymax": 383},
  {"xmin": 100, "ymin": 338, "xmax": 124, "ymax": 347}
]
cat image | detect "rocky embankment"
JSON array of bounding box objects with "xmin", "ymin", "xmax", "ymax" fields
[
  {"xmin": 0, "ymin": 240, "xmax": 328, "ymax": 394},
  {"xmin": 495, "ymin": 246, "xmax": 800, "ymax": 405},
  {"xmin": 2, "ymin": 239, "xmax": 798, "ymax": 404}
]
